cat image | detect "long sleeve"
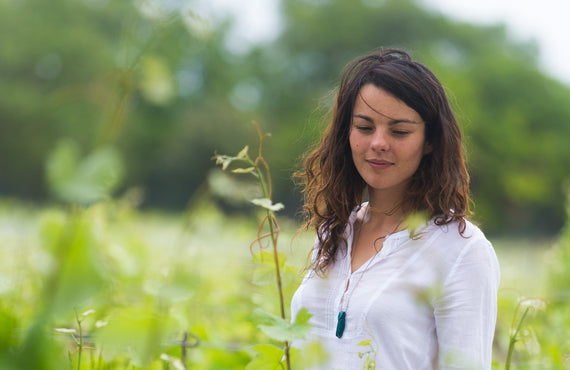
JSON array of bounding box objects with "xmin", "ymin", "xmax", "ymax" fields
[{"xmin": 433, "ymin": 237, "xmax": 501, "ymax": 369}]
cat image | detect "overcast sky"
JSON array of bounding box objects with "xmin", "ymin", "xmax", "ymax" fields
[
  {"xmin": 424, "ymin": 0, "xmax": 570, "ymax": 84},
  {"xmin": 196, "ymin": 0, "xmax": 570, "ymax": 85}
]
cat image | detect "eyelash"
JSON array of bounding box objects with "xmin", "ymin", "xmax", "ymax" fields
[
  {"xmin": 355, "ymin": 126, "xmax": 410, "ymax": 137},
  {"xmin": 392, "ymin": 130, "xmax": 410, "ymax": 136}
]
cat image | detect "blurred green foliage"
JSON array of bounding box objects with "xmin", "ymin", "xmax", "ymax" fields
[
  {"xmin": 1, "ymin": 0, "xmax": 569, "ymax": 235},
  {"xmin": 0, "ymin": 194, "xmax": 315, "ymax": 368},
  {"xmin": 46, "ymin": 139, "xmax": 124, "ymax": 205},
  {"xmin": 0, "ymin": 192, "xmax": 569, "ymax": 368}
]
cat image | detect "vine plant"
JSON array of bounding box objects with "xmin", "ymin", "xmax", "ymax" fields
[
  {"xmin": 213, "ymin": 123, "xmax": 311, "ymax": 369},
  {"xmin": 505, "ymin": 297, "xmax": 547, "ymax": 370}
]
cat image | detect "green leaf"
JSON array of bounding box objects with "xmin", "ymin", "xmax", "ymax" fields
[
  {"xmin": 232, "ymin": 167, "xmax": 256, "ymax": 174},
  {"xmin": 159, "ymin": 354, "xmax": 186, "ymax": 370},
  {"xmin": 357, "ymin": 339, "xmax": 372, "ymax": 346},
  {"xmin": 250, "ymin": 307, "xmax": 312, "ymax": 342},
  {"xmin": 146, "ymin": 268, "xmax": 200, "ymax": 303},
  {"xmin": 213, "ymin": 149, "xmax": 250, "ymax": 171},
  {"xmin": 47, "ymin": 211, "xmax": 108, "ymax": 316},
  {"xmin": 250, "ymin": 308, "xmax": 281, "ymax": 327},
  {"xmin": 251, "ymin": 251, "xmax": 288, "ymax": 285},
  {"xmin": 139, "ymin": 55, "xmax": 175, "ymax": 105},
  {"xmin": 214, "ymin": 154, "xmax": 233, "ymax": 170},
  {"xmin": 281, "ymin": 265, "xmax": 299, "ymax": 287},
  {"xmin": 82, "ymin": 309, "xmax": 96, "ymax": 318},
  {"xmin": 293, "ymin": 307, "xmax": 312, "ymax": 326},
  {"xmin": 245, "ymin": 344, "xmax": 284, "ymax": 370},
  {"xmin": 237, "ymin": 145, "xmax": 249, "ymax": 159},
  {"xmin": 290, "ymin": 341, "xmax": 329, "ymax": 369},
  {"xmin": 45, "ymin": 139, "xmax": 124, "ymax": 205},
  {"xmin": 252, "ymin": 251, "xmax": 286, "ymax": 267},
  {"xmin": 54, "ymin": 328, "xmax": 76, "ymax": 334},
  {"xmin": 149, "ymin": 281, "xmax": 196, "ymax": 303},
  {"xmin": 258, "ymin": 321, "xmax": 292, "ymax": 342},
  {"xmin": 252, "ymin": 264, "xmax": 275, "ymax": 286},
  {"xmin": 38, "ymin": 209, "xmax": 67, "ymax": 253},
  {"xmin": 251, "ymin": 198, "xmax": 284, "ymax": 212},
  {"xmin": 403, "ymin": 211, "xmax": 429, "ymax": 238},
  {"xmin": 95, "ymin": 306, "xmax": 176, "ymax": 368},
  {"xmin": 46, "ymin": 139, "xmax": 79, "ymax": 190}
]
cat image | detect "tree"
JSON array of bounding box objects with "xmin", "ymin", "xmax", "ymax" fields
[
  {"xmin": 1, "ymin": 0, "xmax": 569, "ymax": 235},
  {"xmin": 244, "ymin": 0, "xmax": 570, "ymax": 235}
]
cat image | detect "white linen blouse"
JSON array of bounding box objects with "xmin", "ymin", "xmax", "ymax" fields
[{"xmin": 290, "ymin": 204, "xmax": 500, "ymax": 369}]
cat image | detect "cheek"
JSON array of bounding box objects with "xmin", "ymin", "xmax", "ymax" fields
[{"xmin": 349, "ymin": 132, "xmax": 358, "ymax": 151}]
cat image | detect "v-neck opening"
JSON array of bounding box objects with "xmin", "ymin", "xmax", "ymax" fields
[
  {"xmin": 343, "ymin": 202, "xmax": 436, "ymax": 276},
  {"xmin": 348, "ymin": 229, "xmax": 409, "ymax": 274}
]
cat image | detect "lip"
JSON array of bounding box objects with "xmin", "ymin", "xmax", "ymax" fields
[{"xmin": 366, "ymin": 159, "xmax": 394, "ymax": 170}]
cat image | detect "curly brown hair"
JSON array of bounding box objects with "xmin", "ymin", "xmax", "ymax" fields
[{"xmin": 296, "ymin": 48, "xmax": 471, "ymax": 274}]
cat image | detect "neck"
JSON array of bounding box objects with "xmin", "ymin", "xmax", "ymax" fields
[
  {"xmin": 365, "ymin": 187, "xmax": 408, "ymax": 229},
  {"xmin": 367, "ymin": 187, "xmax": 405, "ymax": 213},
  {"xmin": 365, "ymin": 204, "xmax": 404, "ymax": 227}
]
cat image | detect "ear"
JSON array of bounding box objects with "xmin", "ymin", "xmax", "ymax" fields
[{"xmin": 423, "ymin": 142, "xmax": 433, "ymax": 155}]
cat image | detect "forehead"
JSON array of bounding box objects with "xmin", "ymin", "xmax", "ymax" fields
[{"xmin": 353, "ymin": 84, "xmax": 421, "ymax": 122}]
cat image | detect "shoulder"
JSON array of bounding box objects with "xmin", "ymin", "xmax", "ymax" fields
[
  {"xmin": 421, "ymin": 218, "xmax": 500, "ymax": 279},
  {"xmin": 428, "ymin": 218, "xmax": 490, "ymax": 250}
]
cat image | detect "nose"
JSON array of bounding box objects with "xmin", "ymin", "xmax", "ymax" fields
[{"xmin": 370, "ymin": 129, "xmax": 389, "ymax": 152}]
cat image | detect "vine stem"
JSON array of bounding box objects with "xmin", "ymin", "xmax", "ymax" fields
[
  {"xmin": 249, "ymin": 124, "xmax": 291, "ymax": 370},
  {"xmin": 505, "ymin": 305, "xmax": 530, "ymax": 370},
  {"xmin": 74, "ymin": 309, "xmax": 83, "ymax": 370},
  {"xmin": 253, "ymin": 163, "xmax": 291, "ymax": 370},
  {"xmin": 219, "ymin": 123, "xmax": 292, "ymax": 369}
]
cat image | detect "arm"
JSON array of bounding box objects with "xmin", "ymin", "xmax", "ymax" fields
[{"xmin": 433, "ymin": 238, "xmax": 500, "ymax": 369}]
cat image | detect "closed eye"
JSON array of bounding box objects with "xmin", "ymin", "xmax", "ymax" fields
[
  {"xmin": 355, "ymin": 125, "xmax": 373, "ymax": 132},
  {"xmin": 392, "ymin": 130, "xmax": 410, "ymax": 136}
]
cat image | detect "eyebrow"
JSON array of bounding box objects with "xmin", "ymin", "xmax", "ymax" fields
[
  {"xmin": 353, "ymin": 113, "xmax": 422, "ymax": 125},
  {"xmin": 356, "ymin": 92, "xmax": 422, "ymax": 124}
]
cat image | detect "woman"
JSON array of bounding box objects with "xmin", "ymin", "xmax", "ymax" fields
[{"xmin": 291, "ymin": 48, "xmax": 500, "ymax": 369}]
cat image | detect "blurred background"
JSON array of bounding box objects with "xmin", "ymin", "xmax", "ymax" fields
[
  {"xmin": 1, "ymin": 0, "xmax": 570, "ymax": 368},
  {"xmin": 1, "ymin": 0, "xmax": 569, "ymax": 236}
]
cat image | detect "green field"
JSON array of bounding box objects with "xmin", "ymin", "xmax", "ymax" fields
[{"xmin": 0, "ymin": 198, "xmax": 568, "ymax": 369}]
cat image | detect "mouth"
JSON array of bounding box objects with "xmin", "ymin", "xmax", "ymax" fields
[{"xmin": 366, "ymin": 159, "xmax": 394, "ymax": 170}]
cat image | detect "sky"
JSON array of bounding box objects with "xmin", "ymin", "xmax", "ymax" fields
[
  {"xmin": 424, "ymin": 0, "xmax": 570, "ymax": 85},
  {"xmin": 196, "ymin": 0, "xmax": 570, "ymax": 85}
]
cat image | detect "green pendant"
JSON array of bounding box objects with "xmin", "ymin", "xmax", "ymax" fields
[{"xmin": 336, "ymin": 311, "xmax": 346, "ymax": 338}]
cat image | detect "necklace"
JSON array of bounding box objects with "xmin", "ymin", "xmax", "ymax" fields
[
  {"xmin": 367, "ymin": 202, "xmax": 401, "ymax": 216},
  {"xmin": 335, "ymin": 206, "xmax": 403, "ymax": 338}
]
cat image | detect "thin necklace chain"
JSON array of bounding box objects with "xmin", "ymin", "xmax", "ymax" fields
[
  {"xmin": 367, "ymin": 201, "xmax": 402, "ymax": 216},
  {"xmin": 336, "ymin": 205, "xmax": 403, "ymax": 338}
]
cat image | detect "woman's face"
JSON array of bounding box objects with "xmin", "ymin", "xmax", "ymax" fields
[{"xmin": 349, "ymin": 84, "xmax": 431, "ymax": 195}]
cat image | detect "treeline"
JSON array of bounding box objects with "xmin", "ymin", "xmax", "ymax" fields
[{"xmin": 1, "ymin": 0, "xmax": 569, "ymax": 235}]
